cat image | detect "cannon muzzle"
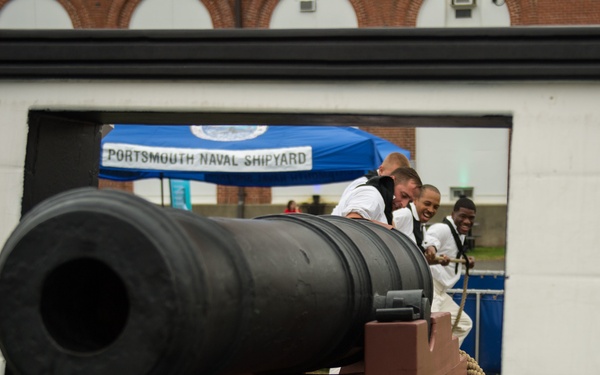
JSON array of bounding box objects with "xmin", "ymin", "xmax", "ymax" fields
[{"xmin": 0, "ymin": 188, "xmax": 432, "ymax": 375}]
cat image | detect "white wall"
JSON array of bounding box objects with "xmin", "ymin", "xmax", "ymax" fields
[
  {"xmin": 0, "ymin": 0, "xmax": 72, "ymax": 29},
  {"xmin": 1, "ymin": 79, "xmax": 599, "ymax": 374},
  {"xmin": 416, "ymin": 127, "xmax": 509, "ymax": 204},
  {"xmin": 271, "ymin": 181, "xmax": 349, "ymax": 205}
]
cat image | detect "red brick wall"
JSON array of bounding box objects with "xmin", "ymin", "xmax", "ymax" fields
[
  {"xmin": 509, "ymin": 0, "xmax": 600, "ymax": 25},
  {"xmin": 98, "ymin": 179, "xmax": 133, "ymax": 193},
  {"xmin": 349, "ymin": 0, "xmax": 425, "ymax": 27},
  {"xmin": 361, "ymin": 127, "xmax": 416, "ymax": 160},
  {"xmin": 217, "ymin": 186, "xmax": 272, "ymax": 204},
  {"xmin": 7, "ymin": 1, "xmax": 599, "ymax": 33}
]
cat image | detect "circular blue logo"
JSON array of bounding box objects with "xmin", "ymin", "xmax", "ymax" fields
[{"xmin": 190, "ymin": 125, "xmax": 268, "ymax": 141}]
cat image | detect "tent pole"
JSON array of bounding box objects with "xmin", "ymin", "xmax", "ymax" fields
[
  {"xmin": 237, "ymin": 187, "xmax": 245, "ymax": 218},
  {"xmin": 160, "ymin": 175, "xmax": 164, "ymax": 207}
]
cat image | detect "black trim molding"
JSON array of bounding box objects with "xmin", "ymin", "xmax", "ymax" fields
[
  {"xmin": 2, "ymin": 27, "xmax": 600, "ymax": 80},
  {"xmin": 49, "ymin": 111, "xmax": 512, "ymax": 128}
]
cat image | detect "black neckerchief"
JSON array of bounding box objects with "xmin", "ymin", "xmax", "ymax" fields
[
  {"xmin": 364, "ymin": 169, "xmax": 378, "ymax": 179},
  {"xmin": 411, "ymin": 203, "xmax": 424, "ymax": 248},
  {"xmin": 360, "ymin": 175, "xmax": 395, "ymax": 225},
  {"xmin": 443, "ymin": 217, "xmax": 468, "ymax": 273}
]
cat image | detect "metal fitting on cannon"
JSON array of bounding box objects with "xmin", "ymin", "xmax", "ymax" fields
[{"xmin": 374, "ymin": 290, "xmax": 431, "ymax": 324}]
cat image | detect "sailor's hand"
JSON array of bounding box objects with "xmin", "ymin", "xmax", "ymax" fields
[
  {"xmin": 423, "ymin": 247, "xmax": 437, "ymax": 264},
  {"xmin": 435, "ymin": 254, "xmax": 451, "ymax": 266}
]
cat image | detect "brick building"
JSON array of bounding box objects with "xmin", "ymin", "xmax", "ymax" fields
[
  {"xmin": 2, "ymin": 0, "xmax": 599, "ymax": 28},
  {"xmin": 1, "ymin": 0, "xmax": 598, "ymax": 207}
]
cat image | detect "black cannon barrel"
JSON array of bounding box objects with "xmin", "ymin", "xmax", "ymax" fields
[{"xmin": 0, "ymin": 188, "xmax": 432, "ymax": 375}]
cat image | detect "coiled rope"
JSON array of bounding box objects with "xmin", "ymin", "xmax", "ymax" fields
[{"xmin": 460, "ymin": 349, "xmax": 486, "ymax": 375}]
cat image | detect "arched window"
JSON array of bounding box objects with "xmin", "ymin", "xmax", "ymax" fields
[
  {"xmin": 0, "ymin": 0, "xmax": 72, "ymax": 29},
  {"xmin": 129, "ymin": 0, "xmax": 212, "ymax": 29},
  {"xmin": 270, "ymin": 0, "xmax": 357, "ymax": 29}
]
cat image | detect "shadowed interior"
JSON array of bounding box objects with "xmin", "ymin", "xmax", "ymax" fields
[{"xmin": 40, "ymin": 258, "xmax": 129, "ymax": 353}]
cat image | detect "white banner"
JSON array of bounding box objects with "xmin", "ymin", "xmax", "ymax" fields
[{"xmin": 102, "ymin": 143, "xmax": 313, "ymax": 172}]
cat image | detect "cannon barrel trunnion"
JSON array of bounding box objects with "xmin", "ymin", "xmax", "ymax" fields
[{"xmin": 0, "ymin": 188, "xmax": 432, "ymax": 375}]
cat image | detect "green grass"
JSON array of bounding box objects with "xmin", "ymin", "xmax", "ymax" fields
[{"xmin": 469, "ymin": 247, "xmax": 505, "ymax": 260}]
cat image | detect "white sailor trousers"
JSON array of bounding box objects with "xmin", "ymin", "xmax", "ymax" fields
[{"xmin": 431, "ymin": 278, "xmax": 473, "ymax": 347}]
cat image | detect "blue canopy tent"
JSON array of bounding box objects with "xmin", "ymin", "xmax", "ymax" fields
[{"xmin": 100, "ymin": 125, "xmax": 410, "ymax": 187}]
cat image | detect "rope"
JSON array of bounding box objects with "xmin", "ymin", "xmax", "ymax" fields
[
  {"xmin": 460, "ymin": 350, "xmax": 486, "ymax": 375},
  {"xmin": 434, "ymin": 256, "xmax": 469, "ymax": 332},
  {"xmin": 452, "ymin": 270, "xmax": 469, "ymax": 331}
]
